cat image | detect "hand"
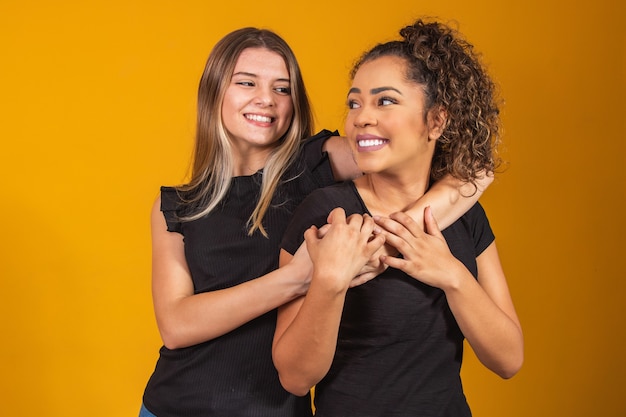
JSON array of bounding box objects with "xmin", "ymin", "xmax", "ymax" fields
[
  {"xmin": 348, "ymin": 239, "xmax": 396, "ymax": 287},
  {"xmin": 376, "ymin": 206, "xmax": 462, "ymax": 290},
  {"xmin": 316, "ymin": 216, "xmax": 387, "ymax": 288},
  {"xmin": 289, "ymin": 239, "xmax": 315, "ymax": 296},
  {"xmin": 304, "ymin": 208, "xmax": 385, "ymax": 292}
]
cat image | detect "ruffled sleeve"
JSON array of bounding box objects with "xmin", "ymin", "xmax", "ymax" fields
[
  {"xmin": 160, "ymin": 186, "xmax": 184, "ymax": 234},
  {"xmin": 299, "ymin": 129, "xmax": 339, "ymax": 189}
]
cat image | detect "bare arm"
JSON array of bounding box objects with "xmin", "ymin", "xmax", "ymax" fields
[
  {"xmin": 324, "ymin": 135, "xmax": 493, "ymax": 229},
  {"xmin": 446, "ymin": 242, "xmax": 524, "ymax": 378},
  {"xmin": 380, "ymin": 207, "xmax": 524, "ymax": 378},
  {"xmin": 272, "ymin": 209, "xmax": 385, "ymax": 395},
  {"xmin": 150, "ymin": 196, "xmax": 312, "ymax": 350},
  {"xmin": 323, "ymin": 135, "xmax": 362, "ymax": 181},
  {"xmin": 403, "ymin": 172, "xmax": 493, "ymax": 230}
]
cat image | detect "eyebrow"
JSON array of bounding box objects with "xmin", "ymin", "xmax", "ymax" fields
[
  {"xmin": 232, "ymin": 71, "xmax": 257, "ymax": 77},
  {"xmin": 232, "ymin": 71, "xmax": 290, "ymax": 83},
  {"xmin": 347, "ymin": 86, "xmax": 402, "ymax": 96}
]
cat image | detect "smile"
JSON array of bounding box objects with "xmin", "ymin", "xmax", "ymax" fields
[
  {"xmin": 358, "ymin": 138, "xmax": 387, "ymax": 147},
  {"xmin": 245, "ymin": 114, "xmax": 274, "ymax": 123}
]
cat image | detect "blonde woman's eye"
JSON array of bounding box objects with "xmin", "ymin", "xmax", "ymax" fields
[
  {"xmin": 275, "ymin": 86, "xmax": 291, "ymax": 95},
  {"xmin": 236, "ymin": 81, "xmax": 255, "ymax": 87}
]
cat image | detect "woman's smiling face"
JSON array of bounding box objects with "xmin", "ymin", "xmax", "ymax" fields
[
  {"xmin": 221, "ymin": 47, "xmax": 294, "ymax": 156},
  {"xmin": 345, "ymin": 55, "xmax": 441, "ymax": 177}
]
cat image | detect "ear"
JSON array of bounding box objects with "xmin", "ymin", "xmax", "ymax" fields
[{"xmin": 427, "ymin": 106, "xmax": 448, "ymax": 141}]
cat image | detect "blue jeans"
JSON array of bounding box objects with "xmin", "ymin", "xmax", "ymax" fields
[{"xmin": 139, "ymin": 403, "xmax": 157, "ymax": 417}]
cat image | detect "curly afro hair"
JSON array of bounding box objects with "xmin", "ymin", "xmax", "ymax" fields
[{"xmin": 350, "ymin": 19, "xmax": 502, "ymax": 188}]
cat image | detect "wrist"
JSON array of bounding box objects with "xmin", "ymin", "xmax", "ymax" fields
[
  {"xmin": 282, "ymin": 260, "xmax": 311, "ymax": 298},
  {"xmin": 440, "ymin": 259, "xmax": 471, "ymax": 293},
  {"xmin": 310, "ymin": 267, "xmax": 351, "ymax": 297}
]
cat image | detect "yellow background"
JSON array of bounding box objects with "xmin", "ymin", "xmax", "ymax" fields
[{"xmin": 1, "ymin": 0, "xmax": 625, "ymax": 416}]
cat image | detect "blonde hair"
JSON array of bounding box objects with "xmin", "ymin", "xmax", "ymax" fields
[{"xmin": 179, "ymin": 27, "xmax": 313, "ymax": 236}]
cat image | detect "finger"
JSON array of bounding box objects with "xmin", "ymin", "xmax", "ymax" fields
[
  {"xmin": 345, "ymin": 212, "xmax": 365, "ymax": 230},
  {"xmin": 376, "ymin": 227, "xmax": 413, "ymax": 256},
  {"xmin": 365, "ymin": 234, "xmax": 386, "ymax": 257},
  {"xmin": 327, "ymin": 207, "xmax": 347, "ymax": 224},
  {"xmin": 360, "ymin": 214, "xmax": 378, "ymax": 237},
  {"xmin": 303, "ymin": 226, "xmax": 320, "ymax": 247},
  {"xmin": 380, "ymin": 254, "xmax": 408, "ymax": 271},
  {"xmin": 423, "ymin": 206, "xmax": 444, "ymax": 239},
  {"xmin": 373, "ymin": 215, "xmax": 417, "ymax": 244},
  {"xmin": 349, "ymin": 272, "xmax": 377, "ymax": 288},
  {"xmin": 388, "ymin": 211, "xmax": 425, "ymax": 238},
  {"xmin": 378, "ymin": 229, "xmax": 400, "ymax": 245},
  {"xmin": 316, "ymin": 223, "xmax": 331, "ymax": 238}
]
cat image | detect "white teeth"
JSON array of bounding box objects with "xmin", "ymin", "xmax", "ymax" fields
[
  {"xmin": 246, "ymin": 114, "xmax": 273, "ymax": 123},
  {"xmin": 358, "ymin": 139, "xmax": 385, "ymax": 147}
]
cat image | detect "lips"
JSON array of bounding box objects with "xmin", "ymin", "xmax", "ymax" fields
[
  {"xmin": 245, "ymin": 114, "xmax": 274, "ymax": 123},
  {"xmin": 356, "ymin": 135, "xmax": 388, "ymax": 152},
  {"xmin": 358, "ymin": 138, "xmax": 386, "ymax": 147}
]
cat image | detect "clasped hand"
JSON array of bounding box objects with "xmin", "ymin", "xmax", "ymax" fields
[
  {"xmin": 303, "ymin": 206, "xmax": 461, "ymax": 291},
  {"xmin": 374, "ymin": 206, "xmax": 461, "ymax": 290},
  {"xmin": 304, "ymin": 208, "xmax": 386, "ymax": 290}
]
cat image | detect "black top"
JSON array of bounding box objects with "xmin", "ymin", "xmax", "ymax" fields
[
  {"xmin": 281, "ymin": 181, "xmax": 495, "ymax": 417},
  {"xmin": 142, "ymin": 130, "xmax": 337, "ymax": 417}
]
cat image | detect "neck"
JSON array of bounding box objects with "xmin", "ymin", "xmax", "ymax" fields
[
  {"xmin": 355, "ymin": 171, "xmax": 430, "ymax": 216},
  {"xmin": 231, "ymin": 147, "xmax": 273, "ymax": 176}
]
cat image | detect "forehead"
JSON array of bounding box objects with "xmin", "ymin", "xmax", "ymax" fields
[
  {"xmin": 352, "ymin": 55, "xmax": 411, "ymax": 86},
  {"xmin": 233, "ymin": 47, "xmax": 289, "ymax": 77}
]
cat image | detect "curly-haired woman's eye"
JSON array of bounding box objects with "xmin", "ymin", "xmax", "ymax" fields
[
  {"xmin": 347, "ymin": 99, "xmax": 361, "ymax": 110},
  {"xmin": 379, "ymin": 97, "xmax": 397, "ymax": 106}
]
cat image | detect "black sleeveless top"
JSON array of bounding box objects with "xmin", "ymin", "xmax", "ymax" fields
[
  {"xmin": 142, "ymin": 130, "xmax": 337, "ymax": 417},
  {"xmin": 281, "ymin": 181, "xmax": 495, "ymax": 417}
]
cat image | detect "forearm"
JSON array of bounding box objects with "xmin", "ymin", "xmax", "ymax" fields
[
  {"xmin": 323, "ymin": 135, "xmax": 362, "ymax": 181},
  {"xmin": 273, "ymin": 278, "xmax": 347, "ymax": 396},
  {"xmin": 156, "ymin": 262, "xmax": 307, "ymax": 349},
  {"xmin": 406, "ymin": 172, "xmax": 493, "ymax": 229},
  {"xmin": 274, "ymin": 211, "xmax": 383, "ymax": 394},
  {"xmin": 443, "ymin": 262, "xmax": 524, "ymax": 378}
]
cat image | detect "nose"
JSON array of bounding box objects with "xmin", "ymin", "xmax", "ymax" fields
[
  {"xmin": 254, "ymin": 85, "xmax": 275, "ymax": 107},
  {"xmin": 352, "ymin": 106, "xmax": 376, "ymax": 128}
]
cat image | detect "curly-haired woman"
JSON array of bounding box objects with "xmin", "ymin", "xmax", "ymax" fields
[{"xmin": 273, "ymin": 19, "xmax": 524, "ymax": 417}]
